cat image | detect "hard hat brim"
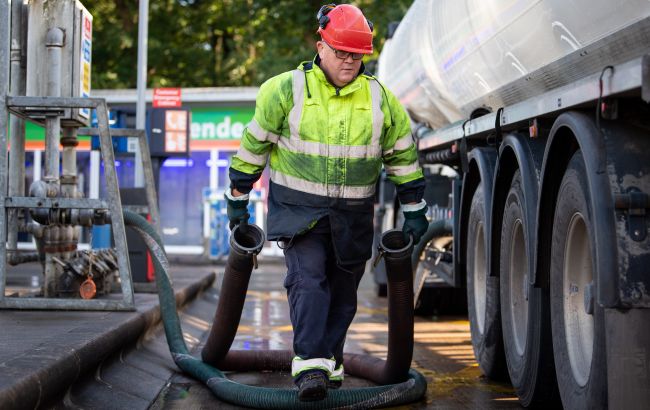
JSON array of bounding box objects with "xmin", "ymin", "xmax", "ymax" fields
[{"xmin": 319, "ymin": 29, "xmax": 374, "ymax": 54}]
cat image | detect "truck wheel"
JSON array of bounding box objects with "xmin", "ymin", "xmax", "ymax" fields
[
  {"xmin": 466, "ymin": 183, "xmax": 508, "ymax": 380},
  {"xmin": 551, "ymin": 151, "xmax": 607, "ymax": 409},
  {"xmin": 500, "ymin": 171, "xmax": 559, "ymax": 406}
]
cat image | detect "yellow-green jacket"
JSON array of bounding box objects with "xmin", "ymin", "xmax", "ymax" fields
[{"xmin": 230, "ymin": 57, "xmax": 425, "ymax": 264}]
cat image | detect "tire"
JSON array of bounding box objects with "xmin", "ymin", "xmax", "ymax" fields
[
  {"xmin": 550, "ymin": 151, "xmax": 607, "ymax": 409},
  {"xmin": 500, "ymin": 171, "xmax": 560, "ymax": 407},
  {"xmin": 466, "ymin": 183, "xmax": 508, "ymax": 380}
]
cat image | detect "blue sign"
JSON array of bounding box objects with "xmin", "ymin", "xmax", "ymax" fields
[
  {"xmin": 90, "ymin": 109, "xmax": 129, "ymax": 152},
  {"xmin": 203, "ymin": 187, "xmax": 256, "ymax": 259}
]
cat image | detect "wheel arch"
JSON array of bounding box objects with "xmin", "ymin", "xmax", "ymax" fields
[
  {"xmin": 535, "ymin": 111, "xmax": 618, "ymax": 307},
  {"xmin": 458, "ymin": 147, "xmax": 498, "ymax": 283},
  {"xmin": 490, "ymin": 133, "xmax": 544, "ymax": 280}
]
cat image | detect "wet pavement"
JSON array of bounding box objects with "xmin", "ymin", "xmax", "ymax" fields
[
  {"xmin": 2, "ymin": 258, "xmax": 520, "ymax": 408},
  {"xmin": 152, "ymin": 259, "xmax": 520, "ymax": 409}
]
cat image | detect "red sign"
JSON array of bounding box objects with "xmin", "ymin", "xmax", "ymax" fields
[
  {"xmin": 83, "ymin": 15, "xmax": 92, "ymax": 40},
  {"xmin": 153, "ymin": 88, "xmax": 182, "ymax": 108}
]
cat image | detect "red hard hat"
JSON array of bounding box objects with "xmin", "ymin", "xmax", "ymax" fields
[{"xmin": 317, "ymin": 4, "xmax": 373, "ymax": 54}]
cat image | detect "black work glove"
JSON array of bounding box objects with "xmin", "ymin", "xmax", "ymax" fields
[
  {"xmin": 402, "ymin": 204, "xmax": 428, "ymax": 245},
  {"xmin": 225, "ymin": 190, "xmax": 250, "ymax": 231}
]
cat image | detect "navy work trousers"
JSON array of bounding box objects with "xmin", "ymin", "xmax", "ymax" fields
[{"xmin": 283, "ymin": 217, "xmax": 366, "ymax": 370}]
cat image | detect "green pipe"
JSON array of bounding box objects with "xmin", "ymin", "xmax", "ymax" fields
[{"xmin": 122, "ymin": 210, "xmax": 427, "ymax": 409}]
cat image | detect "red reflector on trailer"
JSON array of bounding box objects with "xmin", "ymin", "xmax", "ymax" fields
[{"xmin": 529, "ymin": 119, "xmax": 539, "ymax": 139}]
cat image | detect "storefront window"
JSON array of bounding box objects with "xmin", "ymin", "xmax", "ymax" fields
[{"xmin": 158, "ymin": 152, "xmax": 210, "ymax": 246}]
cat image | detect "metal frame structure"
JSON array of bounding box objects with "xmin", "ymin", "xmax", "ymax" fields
[
  {"xmin": 0, "ymin": 2, "xmax": 162, "ymax": 310},
  {"xmin": 78, "ymin": 127, "xmax": 161, "ymax": 237},
  {"xmin": 0, "ymin": 96, "xmax": 135, "ymax": 311}
]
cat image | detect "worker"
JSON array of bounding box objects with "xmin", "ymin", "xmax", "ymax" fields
[{"xmin": 225, "ymin": 3, "xmax": 427, "ymax": 402}]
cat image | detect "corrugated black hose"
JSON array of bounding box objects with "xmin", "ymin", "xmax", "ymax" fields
[{"xmin": 123, "ymin": 210, "xmax": 427, "ymax": 408}]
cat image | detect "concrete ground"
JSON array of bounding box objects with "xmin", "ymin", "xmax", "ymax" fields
[{"xmin": 1, "ymin": 258, "xmax": 520, "ymax": 409}]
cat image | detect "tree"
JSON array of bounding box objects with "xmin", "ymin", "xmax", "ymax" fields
[{"xmin": 83, "ymin": 0, "xmax": 414, "ymax": 89}]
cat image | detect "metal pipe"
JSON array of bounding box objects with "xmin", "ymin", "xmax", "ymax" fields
[
  {"xmin": 7, "ymin": 251, "xmax": 40, "ymax": 266},
  {"xmin": 7, "ymin": 0, "xmax": 26, "ymax": 256},
  {"xmin": 28, "ymin": 178, "xmax": 48, "ymax": 198},
  {"xmin": 42, "ymin": 27, "xmax": 66, "ymax": 296},
  {"xmin": 135, "ymin": 0, "xmax": 149, "ymax": 187},
  {"xmin": 28, "ymin": 150, "xmax": 97, "ymax": 229},
  {"xmin": 45, "ymin": 28, "xmax": 64, "ymax": 97},
  {"xmin": 1, "ymin": 0, "xmax": 12, "ymax": 301},
  {"xmin": 44, "ymin": 27, "xmax": 64, "ymax": 181},
  {"xmin": 19, "ymin": 221, "xmax": 44, "ymax": 238},
  {"xmin": 60, "ymin": 127, "xmax": 78, "ymax": 196},
  {"xmin": 33, "ymin": 149, "xmax": 41, "ymax": 180}
]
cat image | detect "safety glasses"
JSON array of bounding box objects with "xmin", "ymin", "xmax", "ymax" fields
[{"xmin": 323, "ymin": 41, "xmax": 364, "ymax": 61}]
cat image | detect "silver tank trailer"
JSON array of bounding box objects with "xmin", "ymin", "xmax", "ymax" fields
[{"xmin": 377, "ymin": 0, "xmax": 650, "ymax": 129}]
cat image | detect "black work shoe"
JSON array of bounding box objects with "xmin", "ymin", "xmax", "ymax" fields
[
  {"xmin": 296, "ymin": 370, "xmax": 328, "ymax": 401},
  {"xmin": 328, "ymin": 379, "xmax": 342, "ymax": 389}
]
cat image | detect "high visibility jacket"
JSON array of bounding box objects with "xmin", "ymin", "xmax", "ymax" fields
[{"xmin": 230, "ymin": 58, "xmax": 425, "ymax": 263}]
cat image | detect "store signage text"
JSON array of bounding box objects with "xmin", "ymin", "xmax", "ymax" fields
[{"xmin": 190, "ymin": 107, "xmax": 255, "ymax": 141}]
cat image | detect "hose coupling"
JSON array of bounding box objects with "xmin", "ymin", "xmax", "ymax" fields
[
  {"xmin": 230, "ymin": 223, "xmax": 265, "ymax": 269},
  {"xmin": 374, "ymin": 229, "xmax": 414, "ymax": 267}
]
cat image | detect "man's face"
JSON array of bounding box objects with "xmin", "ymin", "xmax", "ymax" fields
[{"xmin": 317, "ymin": 41, "xmax": 363, "ymax": 88}]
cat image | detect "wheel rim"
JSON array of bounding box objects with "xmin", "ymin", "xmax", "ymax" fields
[
  {"xmin": 509, "ymin": 219, "xmax": 529, "ymax": 356},
  {"xmin": 563, "ymin": 212, "xmax": 594, "ymax": 387},
  {"xmin": 473, "ymin": 221, "xmax": 487, "ymax": 334}
]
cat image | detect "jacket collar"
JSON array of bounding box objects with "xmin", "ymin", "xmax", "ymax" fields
[{"xmin": 298, "ymin": 55, "xmax": 368, "ymax": 97}]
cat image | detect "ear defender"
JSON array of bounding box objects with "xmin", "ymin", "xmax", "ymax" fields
[{"xmin": 317, "ymin": 3, "xmax": 337, "ymax": 29}]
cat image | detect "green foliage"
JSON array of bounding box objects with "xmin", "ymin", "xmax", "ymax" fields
[{"xmin": 83, "ymin": 0, "xmax": 413, "ymax": 89}]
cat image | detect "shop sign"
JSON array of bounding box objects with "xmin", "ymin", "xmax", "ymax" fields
[
  {"xmin": 190, "ymin": 107, "xmax": 255, "ymax": 150},
  {"xmin": 190, "ymin": 107, "xmax": 254, "ymax": 140}
]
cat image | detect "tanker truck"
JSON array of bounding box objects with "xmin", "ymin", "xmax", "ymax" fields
[{"xmin": 374, "ymin": 1, "xmax": 650, "ymax": 408}]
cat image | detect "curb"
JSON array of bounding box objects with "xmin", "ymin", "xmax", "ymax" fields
[{"xmin": 0, "ymin": 272, "xmax": 215, "ymax": 410}]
